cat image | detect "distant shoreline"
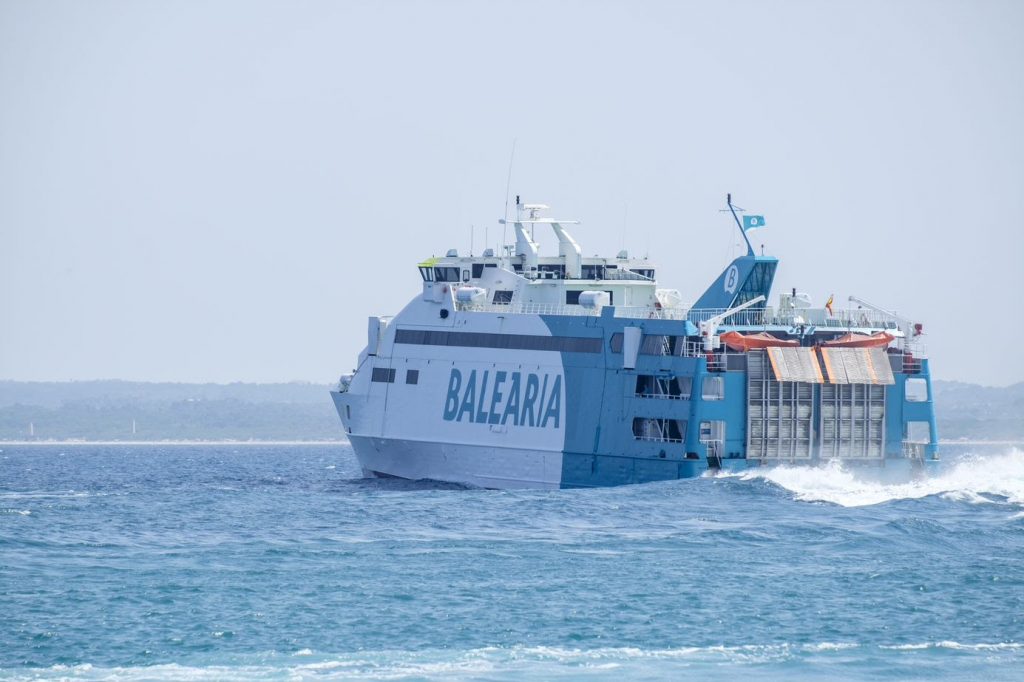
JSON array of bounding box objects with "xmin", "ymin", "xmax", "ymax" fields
[
  {"xmin": 0, "ymin": 440, "xmax": 349, "ymax": 446},
  {"xmin": 0, "ymin": 439, "xmax": 1019, "ymax": 447}
]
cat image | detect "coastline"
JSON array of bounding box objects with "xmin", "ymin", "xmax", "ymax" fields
[
  {"xmin": 0, "ymin": 440, "xmax": 349, "ymax": 446},
  {"xmin": 0, "ymin": 439, "xmax": 1018, "ymax": 447}
]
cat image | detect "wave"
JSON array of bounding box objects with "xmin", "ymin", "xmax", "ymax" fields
[
  {"xmin": 724, "ymin": 449, "xmax": 1024, "ymax": 508},
  {"xmin": 8, "ymin": 642, "xmax": 1022, "ymax": 680}
]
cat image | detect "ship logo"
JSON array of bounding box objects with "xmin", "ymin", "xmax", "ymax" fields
[
  {"xmin": 724, "ymin": 265, "xmax": 739, "ymax": 294},
  {"xmin": 443, "ymin": 369, "xmax": 562, "ymax": 428}
]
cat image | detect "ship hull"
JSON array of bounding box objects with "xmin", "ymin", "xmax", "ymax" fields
[{"xmin": 346, "ymin": 434, "xmax": 563, "ymax": 489}]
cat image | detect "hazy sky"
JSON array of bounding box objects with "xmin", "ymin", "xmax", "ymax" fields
[{"xmin": 2, "ymin": 0, "xmax": 1022, "ymax": 386}]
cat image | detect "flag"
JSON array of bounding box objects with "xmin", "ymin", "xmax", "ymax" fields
[
  {"xmin": 825, "ymin": 294, "xmax": 834, "ymax": 317},
  {"xmin": 742, "ymin": 215, "xmax": 766, "ymax": 230}
]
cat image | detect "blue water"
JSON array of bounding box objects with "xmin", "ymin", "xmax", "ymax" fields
[{"xmin": 2, "ymin": 443, "xmax": 1023, "ymax": 680}]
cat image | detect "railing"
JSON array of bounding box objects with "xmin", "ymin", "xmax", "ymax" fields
[
  {"xmin": 456, "ymin": 301, "xmax": 908, "ymax": 337},
  {"xmin": 902, "ymin": 441, "xmax": 926, "ymax": 459},
  {"xmin": 518, "ymin": 269, "xmax": 654, "ymax": 282},
  {"xmin": 635, "ymin": 434, "xmax": 684, "ymax": 443},
  {"xmin": 613, "ymin": 306, "xmax": 689, "ymax": 320},
  {"xmin": 599, "ymin": 269, "xmax": 655, "ymax": 281},
  {"xmin": 455, "ymin": 302, "xmax": 599, "ymax": 316},
  {"xmin": 899, "ymin": 354, "xmax": 923, "ymax": 373},
  {"xmin": 686, "ymin": 306, "xmax": 900, "ymax": 329}
]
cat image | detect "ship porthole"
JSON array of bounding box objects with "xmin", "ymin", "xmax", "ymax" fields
[{"xmin": 440, "ymin": 309, "xmax": 449, "ymax": 319}]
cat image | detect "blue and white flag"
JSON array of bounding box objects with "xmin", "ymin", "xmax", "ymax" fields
[{"xmin": 743, "ymin": 215, "xmax": 766, "ymax": 230}]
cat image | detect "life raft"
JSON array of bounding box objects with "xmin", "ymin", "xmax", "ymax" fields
[
  {"xmin": 719, "ymin": 331, "xmax": 800, "ymax": 352},
  {"xmin": 820, "ymin": 331, "xmax": 895, "ymax": 349}
]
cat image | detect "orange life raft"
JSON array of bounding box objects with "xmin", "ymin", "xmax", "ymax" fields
[
  {"xmin": 719, "ymin": 331, "xmax": 800, "ymax": 352},
  {"xmin": 820, "ymin": 331, "xmax": 895, "ymax": 349}
]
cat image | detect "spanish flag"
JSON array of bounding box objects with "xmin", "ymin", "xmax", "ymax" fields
[{"xmin": 825, "ymin": 294, "xmax": 834, "ymax": 317}]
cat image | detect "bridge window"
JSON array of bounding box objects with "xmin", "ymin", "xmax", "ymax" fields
[
  {"xmin": 433, "ymin": 266, "xmax": 460, "ymax": 282},
  {"xmin": 472, "ymin": 264, "xmax": 484, "ymax": 278},
  {"xmin": 418, "ymin": 267, "xmax": 435, "ymax": 282}
]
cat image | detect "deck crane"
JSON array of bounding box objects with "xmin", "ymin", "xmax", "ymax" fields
[{"xmin": 700, "ymin": 295, "xmax": 767, "ymax": 351}]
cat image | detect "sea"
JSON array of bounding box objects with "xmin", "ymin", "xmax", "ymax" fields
[{"xmin": 1, "ymin": 442, "xmax": 1022, "ymax": 681}]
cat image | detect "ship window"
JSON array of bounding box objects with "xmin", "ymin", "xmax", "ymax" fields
[
  {"xmin": 492, "ymin": 290, "xmax": 513, "ymax": 304},
  {"xmin": 538, "ymin": 264, "xmax": 565, "ymax": 279},
  {"xmin": 633, "ymin": 375, "xmax": 692, "ymax": 399},
  {"xmin": 433, "ymin": 266, "xmax": 460, "ymax": 282},
  {"xmin": 676, "ymin": 376, "xmax": 693, "ymax": 399},
  {"xmin": 394, "ymin": 328, "xmax": 601, "ymax": 353},
  {"xmin": 699, "ymin": 420, "xmax": 725, "ymax": 442},
  {"xmin": 472, "ymin": 264, "xmax": 484, "ymax": 278},
  {"xmin": 906, "ymin": 378, "xmax": 927, "ymax": 402},
  {"xmin": 419, "ymin": 267, "xmax": 435, "ymax": 282},
  {"xmin": 406, "ymin": 369, "xmax": 419, "ymax": 385},
  {"xmin": 635, "ymin": 375, "xmax": 687, "ymax": 399},
  {"xmin": 462, "ymin": 270, "xmax": 470, "ymax": 282},
  {"xmin": 371, "ymin": 367, "xmax": 396, "ymax": 383},
  {"xmin": 485, "ymin": 263, "xmax": 497, "ymax": 268},
  {"xmin": 632, "ymin": 418, "xmax": 686, "ymax": 442},
  {"xmin": 640, "ymin": 335, "xmax": 670, "ymax": 355},
  {"xmin": 581, "ymin": 264, "xmax": 606, "ymax": 280},
  {"xmin": 702, "ymin": 376, "xmax": 724, "ymax": 400},
  {"xmin": 610, "ymin": 333, "xmax": 679, "ymax": 355},
  {"xmin": 566, "ymin": 291, "xmax": 582, "ymax": 305}
]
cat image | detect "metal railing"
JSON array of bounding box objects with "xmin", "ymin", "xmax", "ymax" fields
[
  {"xmin": 455, "ymin": 301, "xmax": 600, "ymax": 316},
  {"xmin": 902, "ymin": 441, "xmax": 926, "ymax": 459},
  {"xmin": 613, "ymin": 306, "xmax": 690, "ymax": 320},
  {"xmin": 634, "ymin": 434, "xmax": 684, "ymax": 443},
  {"xmin": 635, "ymin": 392, "xmax": 689, "ymax": 400},
  {"xmin": 455, "ymin": 301, "xmax": 910, "ymax": 338}
]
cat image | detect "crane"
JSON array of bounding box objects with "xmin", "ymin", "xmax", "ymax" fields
[{"xmin": 700, "ymin": 295, "xmax": 767, "ymax": 351}]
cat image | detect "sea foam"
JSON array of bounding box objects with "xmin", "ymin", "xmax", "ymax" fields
[{"xmin": 729, "ymin": 448, "xmax": 1024, "ymax": 508}]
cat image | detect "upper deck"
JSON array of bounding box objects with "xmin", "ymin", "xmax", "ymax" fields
[{"xmin": 413, "ymin": 200, "xmax": 926, "ymax": 355}]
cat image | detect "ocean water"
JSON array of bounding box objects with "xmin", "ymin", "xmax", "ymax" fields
[{"xmin": 1, "ymin": 443, "xmax": 1022, "ymax": 681}]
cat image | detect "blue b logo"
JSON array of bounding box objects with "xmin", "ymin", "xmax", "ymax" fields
[{"xmin": 724, "ymin": 265, "xmax": 739, "ymax": 294}]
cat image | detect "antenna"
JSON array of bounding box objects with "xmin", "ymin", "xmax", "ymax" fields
[
  {"xmin": 725, "ymin": 193, "xmax": 755, "ymax": 257},
  {"xmin": 502, "ymin": 139, "xmax": 517, "ymax": 257},
  {"xmin": 470, "ymin": 224, "xmax": 474, "ymax": 256}
]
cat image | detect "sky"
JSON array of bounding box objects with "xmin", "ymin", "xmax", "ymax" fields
[{"xmin": 1, "ymin": 0, "xmax": 1022, "ymax": 386}]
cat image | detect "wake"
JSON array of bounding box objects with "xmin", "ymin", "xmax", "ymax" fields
[{"xmin": 725, "ymin": 448, "xmax": 1024, "ymax": 508}]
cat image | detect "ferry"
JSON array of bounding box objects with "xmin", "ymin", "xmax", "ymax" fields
[{"xmin": 331, "ymin": 196, "xmax": 938, "ymax": 488}]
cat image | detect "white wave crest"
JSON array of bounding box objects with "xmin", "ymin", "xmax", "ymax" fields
[
  {"xmin": 9, "ymin": 642, "xmax": 1022, "ymax": 680},
  {"xmin": 879, "ymin": 641, "xmax": 1024, "ymax": 651},
  {"xmin": 729, "ymin": 449, "xmax": 1024, "ymax": 508}
]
